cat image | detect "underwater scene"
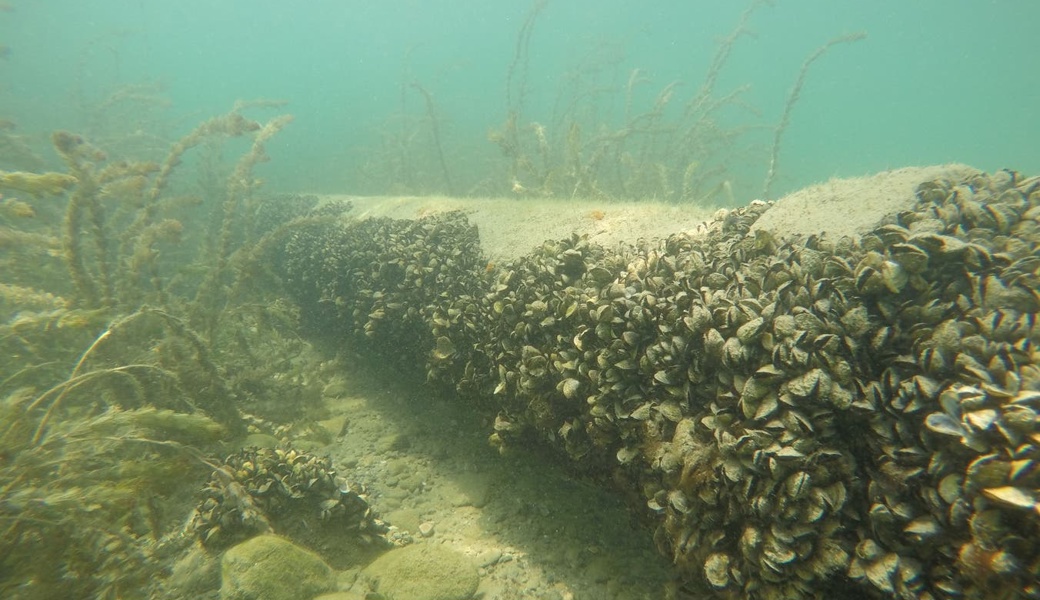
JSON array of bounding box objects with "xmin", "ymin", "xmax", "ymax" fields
[{"xmin": 1, "ymin": 1, "xmax": 1039, "ymax": 599}]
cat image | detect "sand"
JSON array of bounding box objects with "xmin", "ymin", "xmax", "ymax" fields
[
  {"xmin": 319, "ymin": 163, "xmax": 980, "ymax": 262},
  {"xmin": 320, "ymin": 363, "xmax": 672, "ymax": 599},
  {"xmin": 749, "ymin": 163, "xmax": 980, "ymax": 239}
]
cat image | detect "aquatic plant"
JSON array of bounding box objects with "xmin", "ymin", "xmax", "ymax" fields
[
  {"xmin": 0, "ymin": 97, "xmax": 337, "ymax": 597},
  {"xmin": 356, "ymin": 0, "xmax": 863, "ymax": 205},
  {"xmin": 0, "ymin": 114, "xmax": 47, "ymax": 174},
  {"xmin": 762, "ymin": 32, "xmax": 867, "ymax": 200},
  {"xmin": 491, "ymin": 0, "xmax": 865, "ymax": 204},
  {"xmin": 0, "ymin": 300, "xmax": 245, "ymax": 598},
  {"xmin": 0, "ymin": 387, "xmax": 225, "ymax": 599},
  {"xmin": 354, "ymin": 50, "xmax": 461, "ymax": 198}
]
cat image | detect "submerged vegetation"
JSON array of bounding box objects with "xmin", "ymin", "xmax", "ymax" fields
[
  {"xmin": 0, "ymin": 75, "xmax": 334, "ymax": 594},
  {"xmin": 359, "ymin": 0, "xmax": 863, "ymax": 204}
]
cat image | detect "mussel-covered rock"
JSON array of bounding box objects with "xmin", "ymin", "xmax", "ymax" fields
[
  {"xmin": 191, "ymin": 446, "xmax": 387, "ymax": 549},
  {"xmin": 276, "ymin": 170, "xmax": 1040, "ymax": 599}
]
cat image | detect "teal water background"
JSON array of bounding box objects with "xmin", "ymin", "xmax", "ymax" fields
[{"xmin": 2, "ymin": 0, "xmax": 1037, "ymax": 200}]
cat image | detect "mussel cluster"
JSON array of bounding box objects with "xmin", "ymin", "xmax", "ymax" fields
[
  {"xmin": 192, "ymin": 446, "xmax": 384, "ymax": 549},
  {"xmin": 279, "ymin": 211, "xmax": 487, "ymax": 372},
  {"xmin": 279, "ymin": 171, "xmax": 1040, "ymax": 599},
  {"xmin": 251, "ymin": 192, "xmax": 320, "ymax": 236}
]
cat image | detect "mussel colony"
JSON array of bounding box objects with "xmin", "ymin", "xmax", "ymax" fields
[
  {"xmin": 191, "ymin": 446, "xmax": 388, "ymax": 550},
  {"xmin": 279, "ymin": 170, "xmax": 1040, "ymax": 599}
]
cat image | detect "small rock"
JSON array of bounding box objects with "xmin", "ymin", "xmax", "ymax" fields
[
  {"xmin": 238, "ymin": 433, "xmax": 280, "ymax": 450},
  {"xmin": 419, "ymin": 521, "xmax": 435, "ymax": 537},
  {"xmin": 385, "ymin": 508, "xmax": 422, "ymax": 532},
  {"xmin": 220, "ymin": 534, "xmax": 336, "ymax": 600},
  {"xmin": 449, "ymin": 473, "xmax": 491, "ymax": 508},
  {"xmin": 361, "ymin": 543, "xmax": 479, "ymax": 600},
  {"xmin": 377, "ymin": 432, "xmax": 411, "ymax": 452},
  {"xmin": 478, "ymin": 550, "xmax": 503, "ymax": 567}
]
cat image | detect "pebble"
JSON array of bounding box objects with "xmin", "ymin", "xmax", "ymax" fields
[
  {"xmin": 418, "ymin": 521, "xmax": 435, "ymax": 537},
  {"xmin": 479, "ymin": 550, "xmax": 503, "ymax": 567}
]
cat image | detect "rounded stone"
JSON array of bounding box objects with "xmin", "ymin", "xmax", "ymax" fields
[
  {"xmin": 221, "ymin": 534, "xmax": 336, "ymax": 600},
  {"xmin": 362, "ymin": 543, "xmax": 479, "ymax": 600},
  {"xmin": 238, "ymin": 433, "xmax": 280, "ymax": 449}
]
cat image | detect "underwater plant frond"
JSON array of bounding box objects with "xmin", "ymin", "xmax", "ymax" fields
[
  {"xmin": 27, "ymin": 363, "xmax": 173, "ymax": 445},
  {"xmin": 0, "ymin": 170, "xmax": 77, "ymax": 196},
  {"xmin": 0, "ymin": 283, "xmax": 66, "ymax": 312},
  {"xmin": 763, "ymin": 32, "xmax": 866, "ymax": 199},
  {"xmin": 0, "ymin": 395, "xmax": 222, "ymax": 599},
  {"xmin": 0, "ymin": 225, "xmax": 60, "ymax": 250}
]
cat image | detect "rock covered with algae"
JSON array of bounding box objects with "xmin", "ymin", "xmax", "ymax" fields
[
  {"xmin": 220, "ymin": 534, "xmax": 336, "ymax": 600},
  {"xmin": 359, "ymin": 543, "xmax": 479, "ymax": 600}
]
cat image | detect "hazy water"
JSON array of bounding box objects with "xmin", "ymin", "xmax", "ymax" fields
[{"xmin": 2, "ymin": 0, "xmax": 1037, "ymax": 201}]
